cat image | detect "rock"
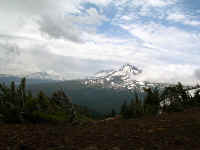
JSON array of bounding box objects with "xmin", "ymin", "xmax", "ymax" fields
[
  {"xmin": 84, "ymin": 145, "xmax": 98, "ymax": 150},
  {"xmin": 63, "ymin": 136, "xmax": 69, "ymax": 145},
  {"xmin": 147, "ymin": 129, "xmax": 154, "ymax": 133},
  {"xmin": 112, "ymin": 147, "xmax": 120, "ymax": 150},
  {"xmin": 19, "ymin": 143, "xmax": 31, "ymax": 150}
]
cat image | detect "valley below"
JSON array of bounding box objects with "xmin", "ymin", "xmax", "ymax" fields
[{"xmin": 26, "ymin": 64, "xmax": 192, "ymax": 115}]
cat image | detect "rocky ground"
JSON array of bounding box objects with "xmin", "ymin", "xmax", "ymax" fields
[{"xmin": 1, "ymin": 108, "xmax": 200, "ymax": 150}]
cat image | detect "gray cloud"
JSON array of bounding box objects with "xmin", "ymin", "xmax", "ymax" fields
[
  {"xmin": 0, "ymin": 42, "xmax": 21, "ymax": 56},
  {"xmin": 0, "ymin": 0, "xmax": 78, "ymax": 15},
  {"xmin": 28, "ymin": 49, "xmax": 120, "ymax": 77},
  {"xmin": 0, "ymin": 41, "xmax": 120, "ymax": 78},
  {"xmin": 0, "ymin": 34, "xmax": 41, "ymax": 42},
  {"xmin": 0, "ymin": 42, "xmax": 21, "ymax": 75},
  {"xmin": 37, "ymin": 7, "xmax": 107, "ymax": 43},
  {"xmin": 37, "ymin": 15, "xmax": 84, "ymax": 43}
]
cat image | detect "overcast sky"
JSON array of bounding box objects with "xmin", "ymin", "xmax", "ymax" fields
[{"xmin": 0, "ymin": 0, "xmax": 200, "ymax": 84}]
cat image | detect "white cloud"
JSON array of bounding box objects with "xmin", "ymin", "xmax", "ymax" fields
[
  {"xmin": 0, "ymin": 0, "xmax": 199, "ymax": 84},
  {"xmin": 121, "ymin": 22, "xmax": 200, "ymax": 51},
  {"xmin": 135, "ymin": 0, "xmax": 176, "ymax": 7},
  {"xmin": 39, "ymin": 28, "xmax": 199, "ymax": 84},
  {"xmin": 167, "ymin": 12, "xmax": 200, "ymax": 26},
  {"xmin": 0, "ymin": 0, "xmax": 81, "ymax": 14},
  {"xmin": 167, "ymin": 13, "xmax": 186, "ymax": 21},
  {"xmin": 111, "ymin": 0, "xmax": 177, "ymax": 25},
  {"xmin": 85, "ymin": 0, "xmax": 112, "ymax": 6},
  {"xmin": 0, "ymin": 21, "xmax": 199, "ymax": 84},
  {"xmin": 0, "ymin": 0, "xmax": 82, "ymax": 35},
  {"xmin": 118, "ymin": 21, "xmax": 200, "ymax": 84},
  {"xmin": 136, "ymin": 64, "xmax": 198, "ymax": 85},
  {"xmin": 121, "ymin": 16, "xmax": 132, "ymax": 21},
  {"xmin": 86, "ymin": 8, "xmax": 108, "ymax": 25}
]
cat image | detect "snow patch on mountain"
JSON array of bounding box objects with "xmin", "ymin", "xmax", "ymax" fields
[
  {"xmin": 188, "ymin": 88, "xmax": 200, "ymax": 97},
  {"xmin": 95, "ymin": 69, "xmax": 115, "ymax": 78},
  {"xmin": 159, "ymin": 88, "xmax": 200, "ymax": 108}
]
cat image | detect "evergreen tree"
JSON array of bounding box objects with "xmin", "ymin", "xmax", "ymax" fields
[
  {"xmin": 111, "ymin": 109, "xmax": 116, "ymax": 117},
  {"xmin": 193, "ymin": 90, "xmax": 200, "ymax": 106},
  {"xmin": 18, "ymin": 78, "xmax": 27, "ymax": 108},
  {"xmin": 37, "ymin": 91, "xmax": 49, "ymax": 112},
  {"xmin": 144, "ymin": 88, "xmax": 160, "ymax": 115},
  {"xmin": 120, "ymin": 100, "xmax": 128, "ymax": 116},
  {"xmin": 120, "ymin": 92, "xmax": 145, "ymax": 119},
  {"xmin": 176, "ymin": 82, "xmax": 190, "ymax": 105},
  {"xmin": 129, "ymin": 92, "xmax": 144, "ymax": 118},
  {"xmin": 10, "ymin": 81, "xmax": 16, "ymax": 100},
  {"xmin": 160, "ymin": 82, "xmax": 190, "ymax": 112},
  {"xmin": 52, "ymin": 89, "xmax": 71, "ymax": 109}
]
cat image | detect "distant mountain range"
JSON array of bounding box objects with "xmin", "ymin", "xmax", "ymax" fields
[
  {"xmin": 0, "ymin": 64, "xmax": 172, "ymax": 89},
  {"xmin": 0, "ymin": 72, "xmax": 64, "ymax": 84},
  {"xmin": 26, "ymin": 72, "xmax": 65, "ymax": 81}
]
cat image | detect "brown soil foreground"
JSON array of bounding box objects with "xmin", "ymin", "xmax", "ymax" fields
[{"xmin": 1, "ymin": 108, "xmax": 200, "ymax": 150}]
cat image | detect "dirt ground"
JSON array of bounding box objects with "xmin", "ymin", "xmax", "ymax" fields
[{"xmin": 1, "ymin": 108, "xmax": 200, "ymax": 150}]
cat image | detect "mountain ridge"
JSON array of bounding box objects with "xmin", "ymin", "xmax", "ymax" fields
[
  {"xmin": 0, "ymin": 64, "xmax": 172, "ymax": 89},
  {"xmin": 26, "ymin": 71, "xmax": 65, "ymax": 81}
]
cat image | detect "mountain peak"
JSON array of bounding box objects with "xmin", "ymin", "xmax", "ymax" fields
[
  {"xmin": 94, "ymin": 64, "xmax": 142, "ymax": 79},
  {"xmin": 119, "ymin": 64, "xmax": 142, "ymax": 75},
  {"xmin": 121, "ymin": 63, "xmax": 133, "ymax": 68}
]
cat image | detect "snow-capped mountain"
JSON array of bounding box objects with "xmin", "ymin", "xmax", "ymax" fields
[
  {"xmin": 95, "ymin": 64, "xmax": 142, "ymax": 79},
  {"xmin": 84, "ymin": 64, "xmax": 166, "ymax": 90},
  {"xmin": 26, "ymin": 72, "xmax": 65, "ymax": 81}
]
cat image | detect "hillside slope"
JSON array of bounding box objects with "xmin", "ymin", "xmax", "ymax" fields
[{"xmin": 1, "ymin": 108, "xmax": 200, "ymax": 150}]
